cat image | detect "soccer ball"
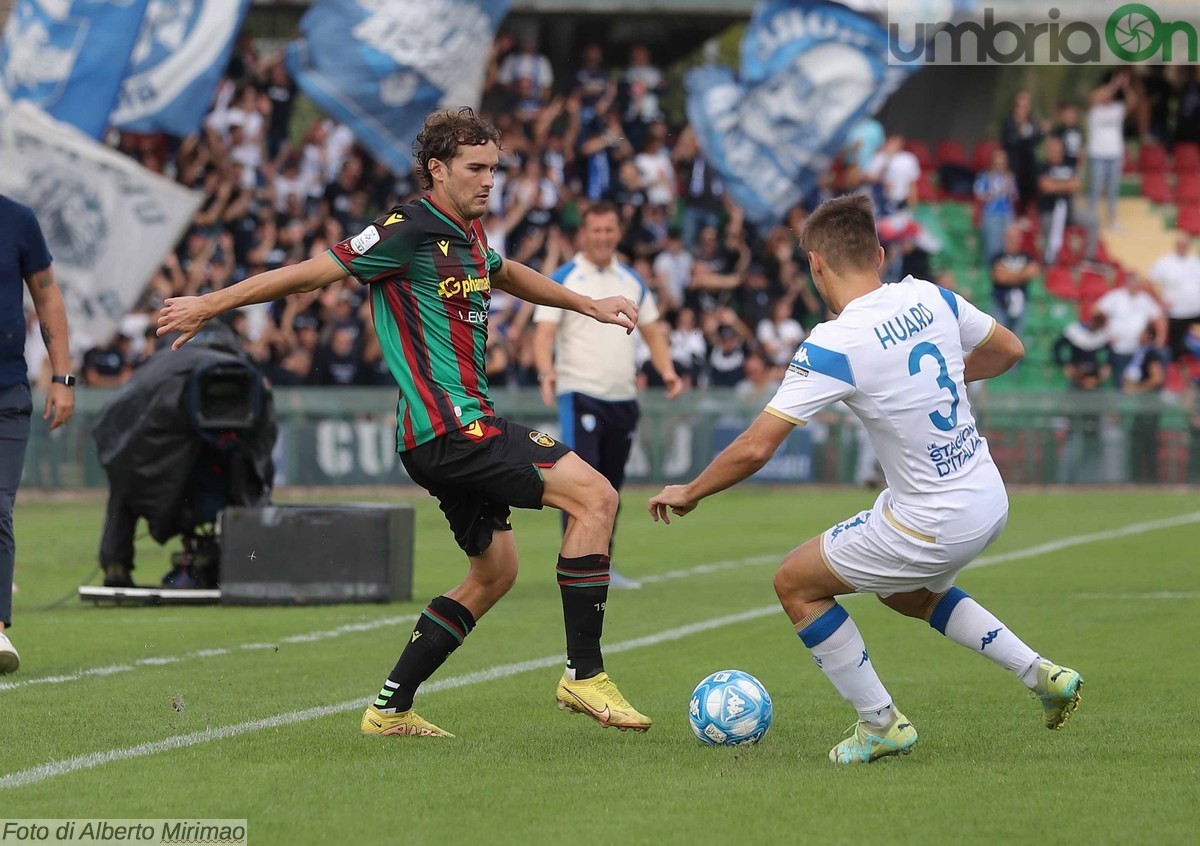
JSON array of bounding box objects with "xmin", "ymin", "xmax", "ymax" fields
[{"xmin": 688, "ymin": 670, "xmax": 773, "ymax": 746}]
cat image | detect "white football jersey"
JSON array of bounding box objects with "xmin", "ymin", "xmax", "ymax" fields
[{"xmin": 767, "ymin": 276, "xmax": 1007, "ymax": 542}]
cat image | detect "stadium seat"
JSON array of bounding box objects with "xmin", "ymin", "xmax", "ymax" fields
[
  {"xmin": 1177, "ymin": 204, "xmax": 1200, "ymax": 236},
  {"xmin": 1138, "ymin": 144, "xmax": 1168, "ymax": 173},
  {"xmin": 971, "ymin": 140, "xmax": 998, "ymax": 173},
  {"xmin": 1054, "ymin": 240, "xmax": 1080, "ymax": 267},
  {"xmin": 905, "ymin": 140, "xmax": 934, "ymax": 172},
  {"xmin": 1078, "ymin": 268, "xmax": 1110, "ymax": 301},
  {"xmin": 1175, "ymin": 173, "xmax": 1200, "ymax": 205},
  {"xmin": 1044, "ymin": 265, "xmax": 1078, "ymax": 300},
  {"xmin": 916, "ymin": 171, "xmax": 940, "ymax": 203},
  {"xmin": 1173, "ymin": 142, "xmax": 1200, "ymax": 173},
  {"xmin": 935, "ymin": 140, "xmax": 969, "ymax": 169},
  {"xmin": 1140, "ymin": 172, "xmax": 1172, "ymax": 204}
]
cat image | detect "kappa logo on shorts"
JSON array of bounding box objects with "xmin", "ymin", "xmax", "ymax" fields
[{"xmin": 529, "ymin": 431, "xmax": 557, "ymax": 448}]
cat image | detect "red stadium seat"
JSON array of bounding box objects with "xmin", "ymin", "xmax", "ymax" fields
[
  {"xmin": 1138, "ymin": 144, "xmax": 1168, "ymax": 173},
  {"xmin": 905, "ymin": 140, "xmax": 934, "ymax": 172},
  {"xmin": 1175, "ymin": 173, "xmax": 1200, "ymax": 205},
  {"xmin": 971, "ymin": 140, "xmax": 999, "ymax": 173},
  {"xmin": 1141, "ymin": 172, "xmax": 1172, "ymax": 204},
  {"xmin": 1045, "ymin": 265, "xmax": 1078, "ymax": 300},
  {"xmin": 916, "ymin": 171, "xmax": 940, "ymax": 202},
  {"xmin": 1178, "ymin": 204, "xmax": 1200, "ymax": 236},
  {"xmin": 1173, "ymin": 142, "xmax": 1200, "ymax": 172},
  {"xmin": 1054, "ymin": 239, "xmax": 1080, "ymax": 267},
  {"xmin": 1079, "ymin": 268, "xmax": 1110, "ymax": 301},
  {"xmin": 935, "ymin": 140, "xmax": 969, "ymax": 168}
]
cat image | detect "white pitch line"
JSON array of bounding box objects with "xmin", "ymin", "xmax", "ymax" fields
[
  {"xmin": 1073, "ymin": 591, "xmax": 1200, "ymax": 600},
  {"xmin": 0, "ymin": 605, "xmax": 780, "ymax": 791},
  {"xmin": 0, "ymin": 555, "xmax": 785, "ymax": 694},
  {"xmin": 7, "ymin": 509, "xmax": 1198, "ymax": 695},
  {"xmin": 965, "ymin": 510, "xmax": 1200, "ymax": 570},
  {"xmin": 3, "ymin": 508, "xmax": 1198, "ymax": 790},
  {"xmin": 0, "ymin": 614, "xmax": 418, "ymax": 693}
]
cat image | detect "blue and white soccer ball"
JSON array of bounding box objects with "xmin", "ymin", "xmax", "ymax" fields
[{"xmin": 688, "ymin": 670, "xmax": 773, "ymax": 746}]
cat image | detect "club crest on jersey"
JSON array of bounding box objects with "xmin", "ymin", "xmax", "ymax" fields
[
  {"xmin": 349, "ymin": 225, "xmax": 380, "ymax": 255},
  {"xmin": 529, "ymin": 431, "xmax": 556, "ymax": 448},
  {"xmin": 437, "ymin": 274, "xmax": 491, "ymax": 298}
]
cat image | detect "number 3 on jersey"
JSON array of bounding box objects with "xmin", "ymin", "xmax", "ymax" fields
[{"xmin": 908, "ymin": 342, "xmax": 959, "ymax": 431}]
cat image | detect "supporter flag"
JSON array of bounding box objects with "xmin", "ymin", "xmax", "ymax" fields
[
  {"xmin": 0, "ymin": 0, "xmax": 151, "ymax": 139},
  {"xmin": 685, "ymin": 0, "xmax": 914, "ymax": 229},
  {"xmin": 110, "ymin": 0, "xmax": 253, "ymax": 137},
  {"xmin": 286, "ymin": 0, "xmax": 511, "ymax": 175},
  {"xmin": 0, "ymin": 102, "xmax": 202, "ymax": 344}
]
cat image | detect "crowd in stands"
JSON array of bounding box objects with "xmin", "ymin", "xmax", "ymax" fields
[{"xmin": 19, "ymin": 36, "xmax": 1200, "ymax": 437}]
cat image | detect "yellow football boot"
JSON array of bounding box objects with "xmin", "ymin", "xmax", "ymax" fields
[{"xmin": 555, "ymin": 672, "xmax": 652, "ymax": 732}]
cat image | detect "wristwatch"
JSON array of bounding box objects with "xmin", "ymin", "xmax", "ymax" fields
[{"xmin": 51, "ymin": 375, "xmax": 76, "ymax": 388}]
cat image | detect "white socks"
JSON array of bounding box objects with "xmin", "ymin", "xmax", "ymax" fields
[
  {"xmin": 797, "ymin": 604, "xmax": 894, "ymax": 727},
  {"xmin": 929, "ymin": 589, "xmax": 1041, "ymax": 690}
]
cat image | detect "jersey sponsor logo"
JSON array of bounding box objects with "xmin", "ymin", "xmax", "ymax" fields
[
  {"xmin": 926, "ymin": 422, "xmax": 982, "ymax": 477},
  {"xmin": 349, "ymin": 225, "xmax": 381, "ymax": 255},
  {"xmin": 384, "ymin": 212, "xmax": 405, "ymax": 225},
  {"xmin": 437, "ymin": 274, "xmax": 491, "ymax": 298},
  {"xmin": 529, "ymin": 431, "xmax": 556, "ymax": 448},
  {"xmin": 457, "ymin": 309, "xmax": 488, "ymax": 324},
  {"xmin": 794, "ymin": 346, "xmax": 811, "ymax": 367},
  {"xmin": 437, "ymin": 239, "xmax": 450, "ymax": 256}
]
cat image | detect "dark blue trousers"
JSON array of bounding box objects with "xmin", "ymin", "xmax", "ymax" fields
[{"xmin": 0, "ymin": 383, "xmax": 31, "ymax": 627}]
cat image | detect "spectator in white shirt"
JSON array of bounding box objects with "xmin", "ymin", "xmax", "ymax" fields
[
  {"xmin": 1087, "ymin": 70, "xmax": 1137, "ymax": 229},
  {"xmin": 866, "ymin": 134, "xmax": 921, "ymax": 215},
  {"xmin": 651, "ymin": 229, "xmax": 691, "ymax": 312},
  {"xmin": 756, "ymin": 298, "xmax": 806, "ymax": 369},
  {"xmin": 634, "ymin": 123, "xmax": 676, "ymax": 208},
  {"xmin": 1148, "ymin": 232, "xmax": 1200, "ymax": 361},
  {"xmin": 1095, "ymin": 272, "xmax": 1167, "ymax": 385},
  {"xmin": 624, "ymin": 44, "xmax": 664, "ymax": 94},
  {"xmin": 498, "ymin": 38, "xmax": 554, "ymax": 101}
]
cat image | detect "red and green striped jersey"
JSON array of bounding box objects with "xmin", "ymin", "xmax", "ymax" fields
[{"xmin": 328, "ymin": 197, "xmax": 503, "ymax": 451}]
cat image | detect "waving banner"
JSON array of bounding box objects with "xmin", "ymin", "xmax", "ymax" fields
[
  {"xmin": 286, "ymin": 0, "xmax": 511, "ymax": 174},
  {"xmin": 0, "ymin": 0, "xmax": 151, "ymax": 138},
  {"xmin": 110, "ymin": 0, "xmax": 253, "ymax": 137},
  {"xmin": 686, "ymin": 1, "xmax": 914, "ymax": 228},
  {"xmin": 0, "ymin": 102, "xmax": 202, "ymax": 344}
]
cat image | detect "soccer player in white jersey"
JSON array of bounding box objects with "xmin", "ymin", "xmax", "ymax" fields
[{"xmin": 648, "ymin": 195, "xmax": 1082, "ymax": 764}]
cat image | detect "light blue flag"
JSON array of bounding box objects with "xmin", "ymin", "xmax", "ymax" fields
[
  {"xmin": 286, "ymin": 0, "xmax": 511, "ymax": 175},
  {"xmin": 686, "ymin": 1, "xmax": 915, "ymax": 229},
  {"xmin": 0, "ymin": 0, "xmax": 151, "ymax": 139},
  {"xmin": 110, "ymin": 0, "xmax": 253, "ymax": 137}
]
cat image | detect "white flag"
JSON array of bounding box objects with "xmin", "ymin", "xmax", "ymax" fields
[{"xmin": 0, "ymin": 101, "xmax": 202, "ymax": 344}]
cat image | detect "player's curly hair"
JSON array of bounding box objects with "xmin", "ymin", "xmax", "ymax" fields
[
  {"xmin": 799, "ymin": 193, "xmax": 881, "ymax": 275},
  {"xmin": 413, "ymin": 107, "xmax": 501, "ymax": 191}
]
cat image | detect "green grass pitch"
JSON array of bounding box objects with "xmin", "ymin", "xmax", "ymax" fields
[{"xmin": 1, "ymin": 488, "xmax": 1197, "ymax": 844}]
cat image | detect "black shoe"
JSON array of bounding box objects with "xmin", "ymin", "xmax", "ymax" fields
[{"xmin": 103, "ymin": 566, "xmax": 135, "ymax": 588}]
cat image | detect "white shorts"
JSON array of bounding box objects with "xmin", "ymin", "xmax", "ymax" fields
[{"xmin": 821, "ymin": 490, "xmax": 1008, "ymax": 598}]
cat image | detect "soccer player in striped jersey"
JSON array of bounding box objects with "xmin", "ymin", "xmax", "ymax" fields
[
  {"xmin": 159, "ymin": 108, "xmax": 653, "ymax": 737},
  {"xmin": 649, "ymin": 195, "xmax": 1082, "ymax": 763}
]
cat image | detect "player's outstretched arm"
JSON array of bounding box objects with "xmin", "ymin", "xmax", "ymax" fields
[
  {"xmin": 157, "ymin": 253, "xmax": 348, "ymax": 350},
  {"xmin": 648, "ymin": 411, "xmax": 793, "ymax": 524},
  {"xmin": 493, "ymin": 258, "xmax": 638, "ymax": 333},
  {"xmin": 964, "ymin": 322, "xmax": 1024, "ymax": 383}
]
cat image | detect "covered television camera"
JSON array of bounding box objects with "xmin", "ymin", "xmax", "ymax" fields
[{"xmin": 90, "ymin": 322, "xmax": 276, "ymax": 592}]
